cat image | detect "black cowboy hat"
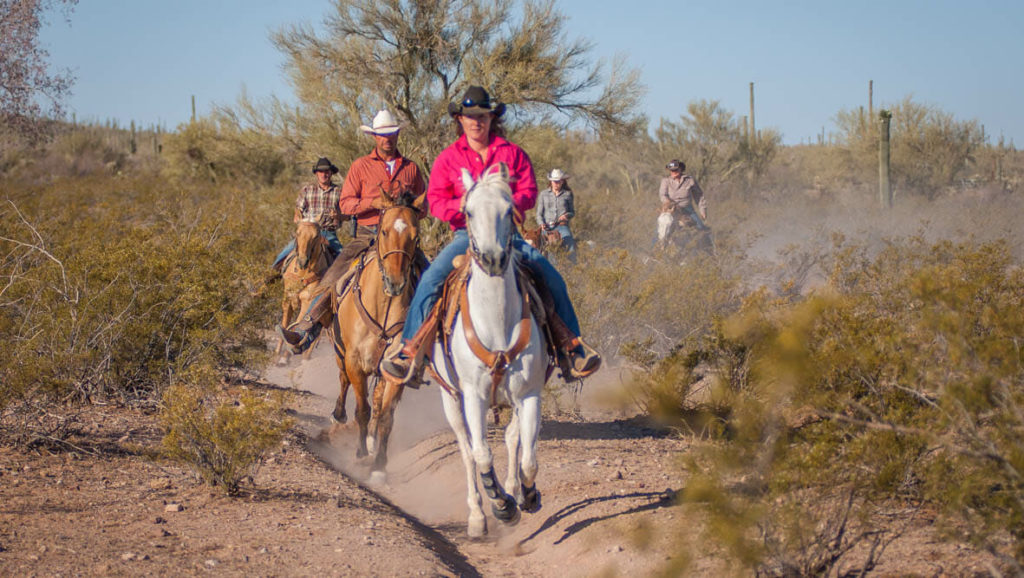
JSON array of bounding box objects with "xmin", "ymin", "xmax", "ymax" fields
[
  {"xmin": 312, "ymin": 157, "xmax": 339, "ymax": 174},
  {"xmin": 666, "ymin": 159, "xmax": 685, "ymax": 172},
  {"xmin": 447, "ymin": 86, "xmax": 506, "ymax": 118}
]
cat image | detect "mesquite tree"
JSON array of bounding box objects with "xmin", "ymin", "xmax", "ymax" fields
[{"xmin": 270, "ymin": 0, "xmax": 644, "ymax": 171}]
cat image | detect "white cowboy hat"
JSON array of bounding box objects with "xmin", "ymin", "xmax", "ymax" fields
[
  {"xmin": 359, "ymin": 110, "xmax": 402, "ymax": 136},
  {"xmin": 547, "ymin": 168, "xmax": 568, "ymax": 182}
]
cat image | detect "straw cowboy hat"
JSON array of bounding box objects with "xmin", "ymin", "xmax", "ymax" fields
[
  {"xmin": 447, "ymin": 86, "xmax": 506, "ymax": 118},
  {"xmin": 548, "ymin": 169, "xmax": 569, "ymax": 182},
  {"xmin": 359, "ymin": 110, "xmax": 402, "ymax": 136}
]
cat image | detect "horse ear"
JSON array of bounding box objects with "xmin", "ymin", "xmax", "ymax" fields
[
  {"xmin": 370, "ymin": 196, "xmax": 387, "ymax": 210},
  {"xmin": 498, "ymin": 162, "xmax": 509, "ymax": 182},
  {"xmin": 378, "ymin": 184, "xmax": 396, "ymax": 205},
  {"xmin": 412, "ymin": 193, "xmax": 427, "ymax": 212},
  {"xmin": 460, "ymin": 168, "xmax": 475, "ymax": 197}
]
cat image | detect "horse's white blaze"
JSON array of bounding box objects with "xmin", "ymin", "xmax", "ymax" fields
[{"xmin": 393, "ymin": 218, "xmax": 408, "ymax": 234}]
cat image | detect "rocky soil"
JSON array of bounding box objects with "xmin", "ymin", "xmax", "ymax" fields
[{"xmin": 0, "ymin": 343, "xmax": 1003, "ymax": 576}]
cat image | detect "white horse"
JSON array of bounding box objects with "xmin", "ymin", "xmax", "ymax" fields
[
  {"xmin": 656, "ymin": 211, "xmax": 675, "ymax": 244},
  {"xmin": 431, "ymin": 163, "xmax": 548, "ymax": 538}
]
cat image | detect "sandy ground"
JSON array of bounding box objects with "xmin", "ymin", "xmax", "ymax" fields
[{"xmin": 0, "ymin": 337, "xmax": 1003, "ymax": 576}]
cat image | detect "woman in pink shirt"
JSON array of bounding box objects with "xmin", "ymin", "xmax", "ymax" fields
[{"xmin": 381, "ymin": 86, "xmax": 600, "ymax": 383}]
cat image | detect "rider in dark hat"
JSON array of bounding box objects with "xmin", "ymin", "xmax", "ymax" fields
[{"xmin": 267, "ymin": 157, "xmax": 344, "ymax": 277}]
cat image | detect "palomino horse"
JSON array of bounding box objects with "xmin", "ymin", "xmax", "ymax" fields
[
  {"xmin": 326, "ymin": 190, "xmax": 424, "ymax": 485},
  {"xmin": 277, "ymin": 220, "xmax": 330, "ymax": 364},
  {"xmin": 431, "ymin": 164, "xmax": 548, "ymax": 538}
]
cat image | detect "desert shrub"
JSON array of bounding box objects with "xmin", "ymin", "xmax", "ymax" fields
[
  {"xmin": 162, "ymin": 115, "xmax": 296, "ymax": 186},
  {"xmin": 0, "ymin": 174, "xmax": 283, "ymax": 445},
  {"xmin": 671, "ymin": 236, "xmax": 1024, "ymax": 573},
  {"xmin": 161, "ymin": 382, "xmax": 293, "ymax": 495}
]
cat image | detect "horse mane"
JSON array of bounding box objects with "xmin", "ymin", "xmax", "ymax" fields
[
  {"xmin": 377, "ymin": 186, "xmax": 420, "ymax": 209},
  {"xmin": 392, "ymin": 190, "xmax": 418, "ymax": 208}
]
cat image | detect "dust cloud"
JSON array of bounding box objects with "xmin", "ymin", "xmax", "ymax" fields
[{"xmin": 264, "ymin": 337, "xmax": 638, "ymax": 528}]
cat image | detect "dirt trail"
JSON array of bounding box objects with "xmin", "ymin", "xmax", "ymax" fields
[
  {"xmin": 0, "ymin": 336, "xmax": 1000, "ymax": 576},
  {"xmin": 266, "ymin": 342, "xmax": 694, "ymax": 577}
]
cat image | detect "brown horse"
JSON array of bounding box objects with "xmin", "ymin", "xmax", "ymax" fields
[
  {"xmin": 326, "ymin": 191, "xmax": 425, "ymax": 485},
  {"xmin": 522, "ymin": 224, "xmax": 561, "ymax": 256},
  {"xmin": 276, "ymin": 220, "xmax": 330, "ymax": 364}
]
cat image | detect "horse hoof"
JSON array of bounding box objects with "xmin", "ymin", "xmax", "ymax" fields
[
  {"xmin": 492, "ymin": 496, "xmax": 520, "ymax": 525},
  {"xmin": 468, "ymin": 515, "xmax": 487, "ymax": 539},
  {"xmin": 520, "ymin": 486, "xmax": 541, "ymax": 514},
  {"xmin": 330, "ymin": 409, "xmax": 347, "ymax": 425},
  {"xmin": 368, "ymin": 470, "xmax": 387, "ymax": 487}
]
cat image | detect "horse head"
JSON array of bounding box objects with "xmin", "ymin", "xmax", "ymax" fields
[
  {"xmin": 522, "ymin": 225, "xmax": 544, "ymax": 250},
  {"xmin": 294, "ymin": 219, "xmax": 322, "ymax": 269},
  {"xmin": 371, "ymin": 189, "xmax": 424, "ymax": 296},
  {"xmin": 462, "ymin": 163, "xmax": 515, "ymax": 277}
]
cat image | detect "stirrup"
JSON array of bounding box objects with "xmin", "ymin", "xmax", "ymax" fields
[
  {"xmin": 381, "ymin": 353, "xmax": 416, "ymax": 385},
  {"xmin": 278, "ymin": 321, "xmax": 320, "ymax": 354}
]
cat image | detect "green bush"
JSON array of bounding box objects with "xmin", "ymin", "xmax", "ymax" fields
[
  {"xmin": 161, "ymin": 382, "xmax": 293, "ymax": 495},
  {"xmin": 671, "ymin": 237, "xmax": 1024, "ymax": 573},
  {"xmin": 0, "ymin": 173, "xmax": 283, "ymax": 445},
  {"xmin": 162, "ymin": 116, "xmax": 296, "ymax": 186}
]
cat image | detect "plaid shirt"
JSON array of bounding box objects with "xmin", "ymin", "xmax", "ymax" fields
[{"xmin": 295, "ymin": 182, "xmax": 342, "ymax": 230}]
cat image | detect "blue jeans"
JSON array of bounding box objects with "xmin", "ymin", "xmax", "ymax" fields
[
  {"xmin": 273, "ymin": 230, "xmax": 343, "ymax": 267},
  {"xmin": 552, "ymin": 225, "xmax": 577, "ymax": 264},
  {"xmin": 402, "ymin": 229, "xmax": 581, "ymax": 341},
  {"xmin": 680, "ymin": 204, "xmax": 710, "ymax": 231}
]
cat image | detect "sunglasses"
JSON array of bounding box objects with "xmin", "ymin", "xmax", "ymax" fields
[{"xmin": 462, "ymin": 97, "xmax": 491, "ymax": 109}]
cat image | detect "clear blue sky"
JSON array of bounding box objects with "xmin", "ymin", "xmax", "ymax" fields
[{"xmin": 40, "ymin": 0, "xmax": 1023, "ymax": 146}]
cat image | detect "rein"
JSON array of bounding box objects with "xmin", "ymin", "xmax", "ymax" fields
[
  {"xmin": 350, "ymin": 252, "xmax": 405, "ymax": 369},
  {"xmin": 374, "ymin": 205, "xmax": 418, "ymax": 291},
  {"xmin": 283, "ymin": 233, "xmax": 326, "ymax": 287},
  {"xmin": 334, "ymin": 204, "xmax": 418, "ymax": 370}
]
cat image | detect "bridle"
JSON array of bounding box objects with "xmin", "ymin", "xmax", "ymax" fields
[
  {"xmin": 462, "ymin": 179, "xmax": 514, "ymax": 276},
  {"xmin": 374, "ymin": 203, "xmax": 419, "ymax": 296},
  {"xmin": 296, "ymin": 222, "xmax": 324, "ymax": 271}
]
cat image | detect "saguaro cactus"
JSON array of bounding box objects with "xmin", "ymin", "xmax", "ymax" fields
[
  {"xmin": 748, "ymin": 82, "xmax": 756, "ymax": 145},
  {"xmin": 869, "ymin": 80, "xmax": 873, "ymax": 118},
  {"xmin": 879, "ymin": 110, "xmax": 892, "ymax": 209}
]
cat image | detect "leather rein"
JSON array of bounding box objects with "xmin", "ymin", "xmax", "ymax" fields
[
  {"xmin": 283, "ymin": 231, "xmax": 327, "ymax": 287},
  {"xmin": 341, "ymin": 205, "xmax": 419, "ymax": 369}
]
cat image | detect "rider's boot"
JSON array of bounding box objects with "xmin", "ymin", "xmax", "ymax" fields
[
  {"xmin": 279, "ymin": 292, "xmax": 332, "ymax": 354},
  {"xmin": 380, "ymin": 311, "xmax": 438, "ymax": 385},
  {"xmin": 548, "ymin": 313, "xmax": 601, "ymax": 379}
]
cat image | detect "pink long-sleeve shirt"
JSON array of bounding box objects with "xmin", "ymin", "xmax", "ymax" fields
[{"xmin": 427, "ymin": 134, "xmax": 537, "ymax": 231}]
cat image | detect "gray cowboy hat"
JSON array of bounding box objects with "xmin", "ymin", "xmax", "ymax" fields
[{"xmin": 447, "ymin": 86, "xmax": 506, "ymax": 118}]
